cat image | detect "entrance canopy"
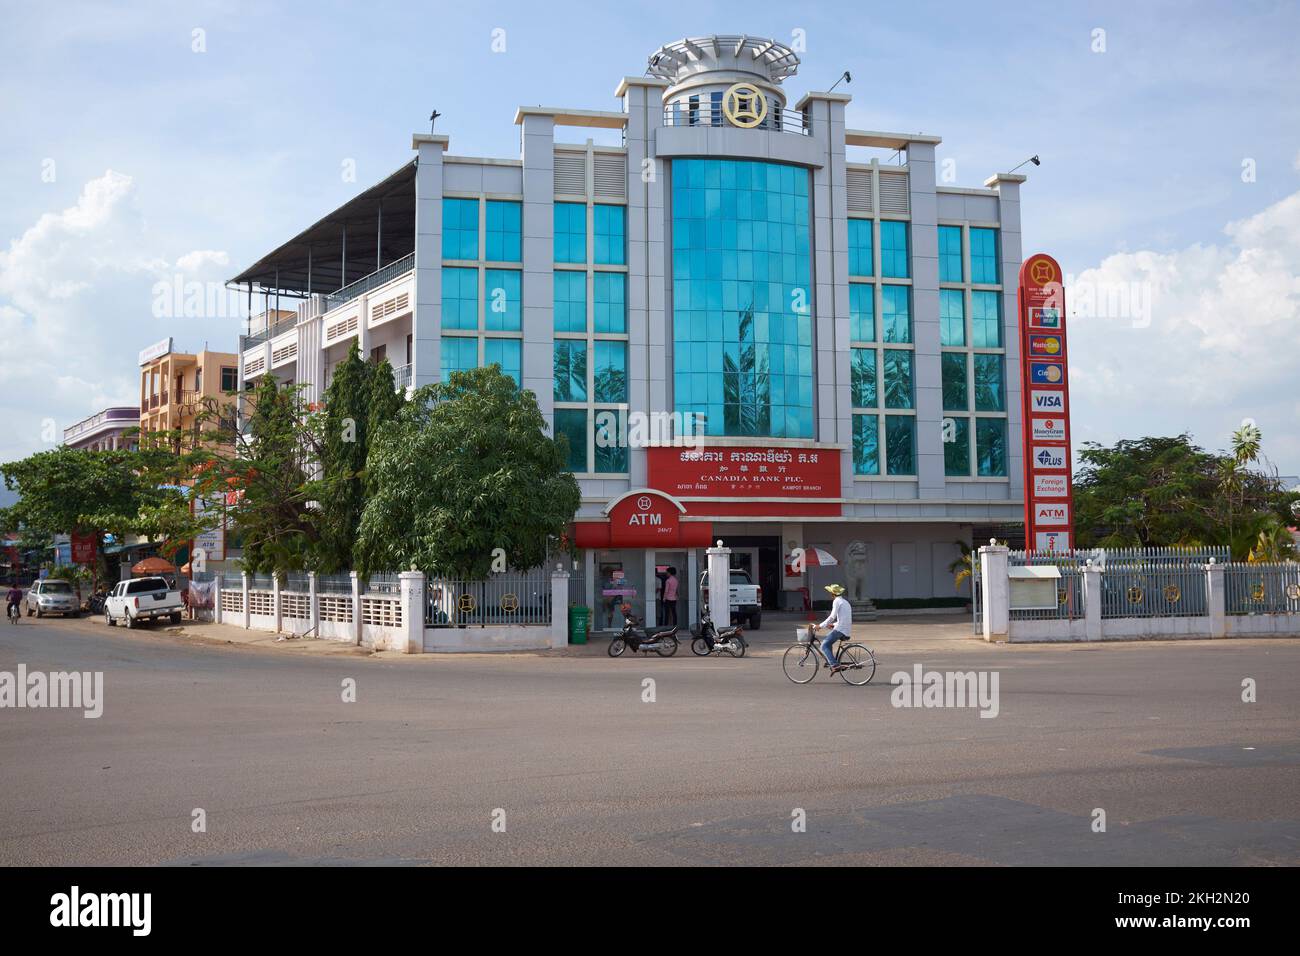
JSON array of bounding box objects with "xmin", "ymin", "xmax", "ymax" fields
[{"xmin": 574, "ymin": 489, "xmax": 713, "ymax": 549}]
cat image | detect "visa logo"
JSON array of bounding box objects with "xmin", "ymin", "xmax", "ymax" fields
[{"xmin": 1031, "ymin": 389, "xmax": 1064, "ymax": 411}]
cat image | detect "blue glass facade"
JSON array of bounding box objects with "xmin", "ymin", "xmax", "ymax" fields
[{"xmin": 670, "ymin": 158, "xmax": 813, "ymax": 438}]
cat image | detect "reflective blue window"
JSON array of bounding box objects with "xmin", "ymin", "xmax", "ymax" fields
[
  {"xmin": 553, "ymin": 340, "xmax": 587, "ymax": 402},
  {"xmin": 670, "ymin": 158, "xmax": 813, "ymax": 439},
  {"xmin": 977, "ymin": 418, "xmax": 1008, "ymax": 476},
  {"xmin": 848, "ymin": 219, "xmax": 873, "ymax": 277},
  {"xmin": 593, "ymin": 205, "xmax": 626, "ymax": 265},
  {"xmin": 441, "ymin": 267, "xmax": 477, "ymax": 330},
  {"xmin": 852, "ymin": 414, "xmax": 879, "ymax": 475},
  {"xmin": 442, "ymin": 198, "xmax": 478, "ymax": 260},
  {"xmin": 881, "ymin": 285, "xmax": 911, "ymax": 343},
  {"xmin": 593, "ymin": 341, "xmax": 627, "ymax": 403},
  {"xmin": 440, "ymin": 336, "xmax": 476, "ymax": 380},
  {"xmin": 971, "ymin": 290, "xmax": 1001, "ymax": 347},
  {"xmin": 593, "ymin": 413, "xmax": 628, "ymax": 473},
  {"xmin": 939, "ymin": 225, "xmax": 963, "ymax": 283},
  {"xmin": 945, "ymin": 417, "xmax": 971, "ymax": 476},
  {"xmin": 974, "ymin": 354, "xmax": 1004, "ymax": 411},
  {"xmin": 970, "ymin": 228, "xmax": 999, "ymax": 284},
  {"xmin": 554, "ymin": 271, "xmax": 586, "ymax": 333},
  {"xmin": 483, "ymin": 269, "xmax": 521, "ymax": 332},
  {"xmin": 554, "ymin": 408, "xmax": 587, "ymax": 472},
  {"xmin": 880, "ymin": 221, "xmax": 909, "ymax": 278},
  {"xmin": 883, "ymin": 350, "xmax": 914, "ymax": 409},
  {"xmin": 885, "ymin": 416, "xmax": 916, "ymax": 475},
  {"xmin": 940, "ymin": 289, "xmax": 965, "ymax": 346},
  {"xmin": 554, "ymin": 202, "xmax": 586, "ymax": 263},
  {"xmin": 593, "ymin": 272, "xmax": 626, "ymax": 333},
  {"xmin": 850, "ymin": 348, "xmax": 877, "ymax": 407},
  {"xmin": 483, "ymin": 338, "xmax": 521, "ymax": 387},
  {"xmin": 485, "ymin": 200, "xmax": 521, "ymax": 262},
  {"xmin": 850, "ymin": 283, "xmax": 874, "ymax": 342}
]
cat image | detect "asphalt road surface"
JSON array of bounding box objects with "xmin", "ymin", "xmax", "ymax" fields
[{"xmin": 2, "ymin": 616, "xmax": 1298, "ymax": 866}]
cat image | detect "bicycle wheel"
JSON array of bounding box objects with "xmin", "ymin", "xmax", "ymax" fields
[
  {"xmin": 656, "ymin": 634, "xmax": 679, "ymax": 657},
  {"xmin": 837, "ymin": 644, "xmax": 876, "ymax": 685},
  {"xmin": 608, "ymin": 637, "xmax": 627, "ymax": 658},
  {"xmin": 782, "ymin": 644, "xmax": 819, "ymax": 684},
  {"xmin": 691, "ymin": 637, "xmax": 711, "ymax": 656}
]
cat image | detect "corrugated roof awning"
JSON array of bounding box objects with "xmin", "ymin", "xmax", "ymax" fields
[{"xmin": 228, "ymin": 160, "xmax": 417, "ymax": 295}]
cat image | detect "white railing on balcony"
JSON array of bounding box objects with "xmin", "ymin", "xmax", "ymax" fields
[
  {"xmin": 326, "ymin": 253, "xmax": 415, "ymax": 311},
  {"xmin": 392, "ymin": 364, "xmax": 412, "ymax": 391},
  {"xmin": 662, "ymin": 103, "xmax": 809, "ymax": 135}
]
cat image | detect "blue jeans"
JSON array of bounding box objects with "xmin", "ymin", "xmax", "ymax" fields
[{"xmin": 821, "ymin": 629, "xmax": 846, "ymax": 666}]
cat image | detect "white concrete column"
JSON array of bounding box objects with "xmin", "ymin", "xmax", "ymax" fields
[
  {"xmin": 645, "ymin": 556, "xmax": 658, "ymax": 627},
  {"xmin": 398, "ymin": 571, "xmax": 424, "ymax": 654},
  {"xmin": 706, "ymin": 540, "xmax": 732, "ymax": 628},
  {"xmin": 1083, "ymin": 561, "xmax": 1103, "ymax": 641},
  {"xmin": 1206, "ymin": 560, "xmax": 1226, "ymax": 638},
  {"xmin": 686, "ymin": 549, "xmax": 699, "ymax": 628},
  {"xmin": 241, "ymin": 571, "xmax": 250, "ymax": 630},
  {"xmin": 350, "ymin": 571, "xmax": 362, "ymax": 645},
  {"xmin": 412, "ymin": 133, "xmax": 449, "ymax": 389},
  {"xmin": 213, "ymin": 576, "xmax": 222, "ymax": 625},
  {"xmin": 308, "ymin": 571, "xmax": 319, "ymax": 637},
  {"xmin": 978, "ymin": 541, "xmax": 1009, "ymax": 642},
  {"xmin": 272, "ymin": 574, "xmax": 282, "ymax": 634},
  {"xmin": 550, "ymin": 565, "xmax": 570, "ymax": 649}
]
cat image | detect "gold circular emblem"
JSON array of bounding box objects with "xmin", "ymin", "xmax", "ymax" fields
[
  {"xmin": 1251, "ymin": 583, "xmax": 1266, "ymax": 602},
  {"xmin": 722, "ymin": 83, "xmax": 769, "ymax": 129},
  {"xmin": 1163, "ymin": 584, "xmax": 1181, "ymax": 603},
  {"xmin": 1287, "ymin": 583, "xmax": 1300, "ymax": 600},
  {"xmin": 500, "ymin": 593, "xmax": 520, "ymax": 613},
  {"xmin": 458, "ymin": 593, "xmax": 477, "ymax": 613},
  {"xmin": 1029, "ymin": 258, "xmax": 1057, "ymax": 286},
  {"xmin": 1127, "ymin": 586, "xmax": 1144, "ymax": 604}
]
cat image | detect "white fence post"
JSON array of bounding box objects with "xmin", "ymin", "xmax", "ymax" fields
[
  {"xmin": 706, "ymin": 540, "xmax": 732, "ymax": 629},
  {"xmin": 350, "ymin": 571, "xmax": 362, "ymax": 645},
  {"xmin": 272, "ymin": 573, "xmax": 282, "ymax": 634},
  {"xmin": 213, "ymin": 575, "xmax": 222, "ymax": 625},
  {"xmin": 1206, "ymin": 559, "xmax": 1226, "ymax": 638},
  {"xmin": 978, "ymin": 541, "xmax": 1009, "ymax": 642},
  {"xmin": 308, "ymin": 571, "xmax": 319, "ymax": 637},
  {"xmin": 1083, "ymin": 561, "xmax": 1103, "ymax": 641},
  {"xmin": 241, "ymin": 571, "xmax": 250, "ymax": 630},
  {"xmin": 398, "ymin": 571, "xmax": 424, "ymax": 654},
  {"xmin": 551, "ymin": 564, "xmax": 570, "ymax": 648}
]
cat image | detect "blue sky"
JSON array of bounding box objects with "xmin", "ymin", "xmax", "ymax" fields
[{"xmin": 1, "ymin": 0, "xmax": 1298, "ymax": 479}]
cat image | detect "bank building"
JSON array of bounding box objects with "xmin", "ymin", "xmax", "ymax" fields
[{"xmin": 232, "ymin": 33, "xmax": 1029, "ymax": 627}]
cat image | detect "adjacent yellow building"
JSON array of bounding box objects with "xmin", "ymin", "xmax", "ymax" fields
[{"xmin": 138, "ymin": 338, "xmax": 239, "ymax": 445}]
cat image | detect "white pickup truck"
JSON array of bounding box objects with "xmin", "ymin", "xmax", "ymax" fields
[
  {"xmin": 700, "ymin": 569, "xmax": 763, "ymax": 630},
  {"xmin": 104, "ymin": 576, "xmax": 183, "ymax": 628}
]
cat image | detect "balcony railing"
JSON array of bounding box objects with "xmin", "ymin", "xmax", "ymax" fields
[
  {"xmin": 662, "ymin": 103, "xmax": 809, "ymax": 135},
  {"xmin": 326, "ymin": 253, "xmax": 416, "ymax": 311},
  {"xmin": 393, "ymin": 363, "xmax": 412, "ymax": 391},
  {"xmin": 244, "ymin": 313, "xmax": 298, "ymax": 348}
]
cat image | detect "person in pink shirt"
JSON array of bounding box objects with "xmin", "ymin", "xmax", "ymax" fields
[{"xmin": 661, "ymin": 567, "xmax": 679, "ymax": 627}]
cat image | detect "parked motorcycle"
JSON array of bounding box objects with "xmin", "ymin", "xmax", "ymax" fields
[
  {"xmin": 84, "ymin": 589, "xmax": 107, "ymax": 616},
  {"xmin": 692, "ymin": 574, "xmax": 748, "ymax": 657},
  {"xmin": 608, "ymin": 604, "xmax": 679, "ymax": 657}
]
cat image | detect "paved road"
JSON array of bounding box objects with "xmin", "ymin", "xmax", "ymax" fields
[{"xmin": 2, "ymin": 616, "xmax": 1298, "ymax": 865}]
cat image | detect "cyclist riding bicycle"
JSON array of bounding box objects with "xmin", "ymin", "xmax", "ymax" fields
[
  {"xmin": 5, "ymin": 584, "xmax": 23, "ymax": 620},
  {"xmin": 816, "ymin": 583, "xmax": 853, "ymax": 672}
]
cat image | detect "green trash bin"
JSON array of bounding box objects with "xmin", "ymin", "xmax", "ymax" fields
[{"xmin": 568, "ymin": 605, "xmax": 591, "ymax": 645}]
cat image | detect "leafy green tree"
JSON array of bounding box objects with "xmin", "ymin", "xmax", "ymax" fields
[
  {"xmin": 312, "ymin": 342, "xmax": 373, "ymax": 572},
  {"xmin": 1074, "ymin": 430, "xmax": 1290, "ymax": 557},
  {"xmin": 355, "ymin": 365, "xmax": 581, "ymax": 577}
]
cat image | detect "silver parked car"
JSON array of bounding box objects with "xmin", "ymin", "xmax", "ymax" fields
[{"xmin": 26, "ymin": 579, "xmax": 81, "ymax": 618}]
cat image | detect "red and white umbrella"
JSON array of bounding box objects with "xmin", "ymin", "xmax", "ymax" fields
[{"xmin": 784, "ymin": 547, "xmax": 838, "ymax": 573}]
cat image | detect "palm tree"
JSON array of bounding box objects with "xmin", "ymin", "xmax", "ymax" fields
[{"xmin": 1247, "ymin": 518, "xmax": 1298, "ymax": 563}]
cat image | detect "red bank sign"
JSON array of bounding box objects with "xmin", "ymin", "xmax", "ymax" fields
[
  {"xmin": 1018, "ymin": 253, "xmax": 1074, "ymax": 552},
  {"xmin": 647, "ymin": 445, "xmax": 841, "ymax": 517}
]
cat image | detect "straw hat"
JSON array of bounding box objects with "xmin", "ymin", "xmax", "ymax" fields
[{"xmin": 824, "ymin": 583, "xmax": 846, "ymax": 596}]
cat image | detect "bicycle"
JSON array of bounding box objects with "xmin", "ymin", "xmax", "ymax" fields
[
  {"xmin": 7, "ymin": 602, "xmax": 20, "ymax": 625},
  {"xmin": 782, "ymin": 626, "xmax": 876, "ymax": 685}
]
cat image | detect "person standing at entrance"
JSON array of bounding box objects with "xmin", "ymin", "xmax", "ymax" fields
[
  {"xmin": 816, "ymin": 583, "xmax": 852, "ymax": 672},
  {"xmin": 661, "ymin": 567, "xmax": 679, "ymax": 627}
]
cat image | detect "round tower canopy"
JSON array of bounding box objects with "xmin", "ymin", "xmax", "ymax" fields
[{"xmin": 647, "ymin": 35, "xmax": 800, "ymax": 103}]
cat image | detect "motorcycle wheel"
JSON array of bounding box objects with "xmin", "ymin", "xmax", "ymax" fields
[
  {"xmin": 656, "ymin": 635, "xmax": 679, "ymax": 658},
  {"xmin": 607, "ymin": 637, "xmax": 627, "ymax": 657},
  {"xmin": 691, "ymin": 637, "xmax": 711, "ymax": 656},
  {"xmin": 727, "ymin": 637, "xmax": 746, "ymax": 658}
]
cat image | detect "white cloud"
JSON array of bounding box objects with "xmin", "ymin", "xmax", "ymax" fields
[
  {"xmin": 0, "ymin": 172, "xmax": 233, "ymax": 464},
  {"xmin": 1066, "ymin": 189, "xmax": 1300, "ymax": 472}
]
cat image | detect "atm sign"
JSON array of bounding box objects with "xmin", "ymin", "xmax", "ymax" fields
[{"xmin": 1034, "ymin": 502, "xmax": 1071, "ymax": 526}]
